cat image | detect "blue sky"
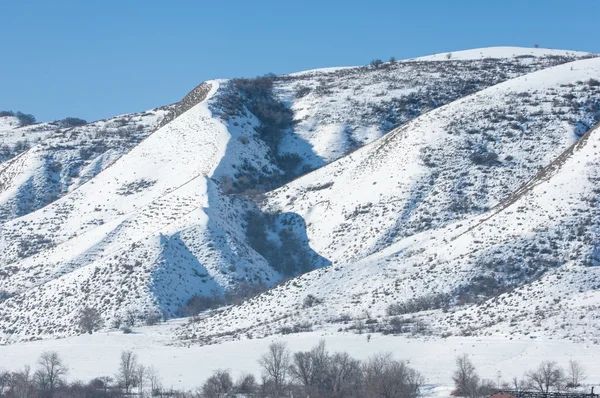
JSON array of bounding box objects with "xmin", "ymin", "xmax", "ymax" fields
[{"xmin": 1, "ymin": 0, "xmax": 598, "ymax": 122}]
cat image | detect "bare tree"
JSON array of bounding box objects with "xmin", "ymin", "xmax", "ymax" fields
[
  {"xmin": 452, "ymin": 354, "xmax": 480, "ymax": 398},
  {"xmin": 200, "ymin": 369, "xmax": 234, "ymax": 398},
  {"xmin": 236, "ymin": 373, "xmax": 258, "ymax": 396},
  {"xmin": 289, "ymin": 350, "xmax": 317, "ymax": 394},
  {"xmin": 146, "ymin": 365, "xmax": 162, "ymax": 396},
  {"xmin": 502, "ymin": 377, "xmax": 527, "ymax": 395},
  {"xmin": 117, "ymin": 350, "xmax": 138, "ymax": 394},
  {"xmin": 370, "ymin": 59, "xmax": 383, "ymax": 68},
  {"xmin": 0, "ymin": 371, "xmax": 10, "ymax": 396},
  {"xmin": 96, "ymin": 376, "xmax": 113, "ymax": 396},
  {"xmin": 35, "ymin": 351, "xmax": 68, "ymax": 397},
  {"xmin": 78, "ymin": 306, "xmax": 104, "ymax": 334},
  {"xmin": 258, "ymin": 341, "xmax": 290, "ymax": 396},
  {"xmin": 327, "ymin": 351, "xmax": 363, "ymax": 398},
  {"xmin": 136, "ymin": 364, "xmax": 146, "ymax": 396},
  {"xmin": 566, "ymin": 360, "xmax": 586, "ymax": 389},
  {"xmin": 363, "ymin": 352, "xmax": 423, "ymax": 398},
  {"xmin": 10, "ymin": 365, "xmax": 34, "ymax": 398},
  {"xmin": 526, "ymin": 361, "xmax": 565, "ymax": 394},
  {"xmin": 289, "ymin": 340, "xmax": 328, "ymax": 396}
]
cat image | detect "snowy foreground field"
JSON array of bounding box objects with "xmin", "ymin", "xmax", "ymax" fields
[{"xmin": 1, "ymin": 321, "xmax": 599, "ymax": 393}]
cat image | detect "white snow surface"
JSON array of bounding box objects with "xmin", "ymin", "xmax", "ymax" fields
[
  {"xmin": 412, "ymin": 46, "xmax": 592, "ymax": 61},
  {"xmin": 0, "ymin": 81, "xmax": 277, "ymax": 342},
  {"xmin": 0, "ymin": 323, "xmax": 599, "ymax": 392},
  {"xmin": 274, "ymin": 47, "xmax": 593, "ymax": 168},
  {"xmin": 267, "ymin": 57, "xmax": 600, "ymax": 264},
  {"xmin": 0, "ymin": 108, "xmax": 171, "ymax": 221},
  {"xmin": 178, "ymin": 57, "xmax": 600, "ymax": 345}
]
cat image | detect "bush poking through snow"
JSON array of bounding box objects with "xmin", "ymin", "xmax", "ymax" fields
[{"xmin": 302, "ymin": 294, "xmax": 323, "ymax": 308}]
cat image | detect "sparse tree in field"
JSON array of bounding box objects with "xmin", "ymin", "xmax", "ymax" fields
[
  {"xmin": 12, "ymin": 139, "xmax": 30, "ymax": 153},
  {"xmin": 146, "ymin": 365, "xmax": 162, "ymax": 396},
  {"xmin": 526, "ymin": 361, "xmax": 565, "ymax": 394},
  {"xmin": 35, "ymin": 351, "xmax": 67, "ymax": 397},
  {"xmin": 258, "ymin": 341, "xmax": 290, "ymax": 396},
  {"xmin": 136, "ymin": 364, "xmax": 146, "ymax": 396},
  {"xmin": 125, "ymin": 310, "xmax": 137, "ymax": 327},
  {"xmin": 389, "ymin": 56, "xmax": 397, "ymax": 64},
  {"xmin": 117, "ymin": 350, "xmax": 138, "ymax": 394},
  {"xmin": 59, "ymin": 117, "xmax": 87, "ymax": 127},
  {"xmin": 503, "ymin": 377, "xmax": 527, "ymax": 395},
  {"xmin": 78, "ymin": 306, "xmax": 104, "ymax": 334},
  {"xmin": 95, "ymin": 376, "xmax": 113, "ymax": 396},
  {"xmin": 289, "ymin": 340, "xmax": 329, "ymax": 396},
  {"xmin": 446, "ymin": 52, "xmax": 453, "ymax": 59},
  {"xmin": 11, "ymin": 365, "xmax": 35, "ymax": 398},
  {"xmin": 534, "ymin": 44, "xmax": 540, "ymax": 48},
  {"xmin": 236, "ymin": 373, "xmax": 258, "ymax": 396},
  {"xmin": 363, "ymin": 352, "xmax": 423, "ymax": 398},
  {"xmin": 327, "ymin": 351, "xmax": 363, "ymax": 398},
  {"xmin": 452, "ymin": 354, "xmax": 480, "ymax": 398},
  {"xmin": 200, "ymin": 369, "xmax": 234, "ymax": 398},
  {"xmin": 566, "ymin": 360, "xmax": 586, "ymax": 389}
]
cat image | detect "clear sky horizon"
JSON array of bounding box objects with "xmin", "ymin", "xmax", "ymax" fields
[{"xmin": 1, "ymin": 0, "xmax": 599, "ymax": 123}]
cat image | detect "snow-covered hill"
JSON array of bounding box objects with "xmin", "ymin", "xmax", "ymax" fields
[
  {"xmin": 178, "ymin": 120, "xmax": 600, "ymax": 344},
  {"xmin": 177, "ymin": 57, "xmax": 600, "ymax": 345},
  {"xmin": 0, "ymin": 47, "xmax": 598, "ymax": 344},
  {"xmin": 0, "ymin": 81, "xmax": 280, "ymax": 342},
  {"xmin": 272, "ymin": 46, "xmax": 592, "ymax": 167},
  {"xmin": 264, "ymin": 56, "xmax": 600, "ymax": 264},
  {"xmin": 0, "ymin": 108, "xmax": 171, "ymax": 221}
]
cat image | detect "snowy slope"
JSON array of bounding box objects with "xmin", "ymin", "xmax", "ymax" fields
[
  {"xmin": 0, "ymin": 117, "xmax": 59, "ymax": 163},
  {"xmin": 177, "ymin": 59, "xmax": 600, "ymax": 345},
  {"xmin": 0, "ymin": 81, "xmax": 281, "ymax": 342},
  {"xmin": 179, "ymin": 121, "xmax": 600, "ymax": 344},
  {"xmin": 0, "ymin": 47, "xmax": 598, "ymax": 344},
  {"xmin": 273, "ymin": 47, "xmax": 593, "ymax": 167},
  {"xmin": 262, "ymin": 57, "xmax": 600, "ymax": 264},
  {"xmin": 0, "ymin": 116, "xmax": 19, "ymax": 132},
  {"xmin": 0, "ymin": 108, "xmax": 171, "ymax": 221}
]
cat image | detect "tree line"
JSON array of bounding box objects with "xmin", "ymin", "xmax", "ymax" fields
[
  {"xmin": 0, "ymin": 341, "xmax": 423, "ymax": 398},
  {"xmin": 0, "ymin": 342, "xmax": 589, "ymax": 397},
  {"xmin": 452, "ymin": 354, "xmax": 588, "ymax": 398}
]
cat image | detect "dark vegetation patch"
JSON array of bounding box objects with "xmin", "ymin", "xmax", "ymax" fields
[
  {"xmin": 116, "ymin": 179, "xmax": 157, "ymax": 196},
  {"xmin": 213, "ymin": 75, "xmax": 304, "ymax": 193},
  {"xmin": 245, "ymin": 210, "xmax": 321, "ymax": 277},
  {"xmin": 180, "ymin": 281, "xmax": 267, "ymax": 317}
]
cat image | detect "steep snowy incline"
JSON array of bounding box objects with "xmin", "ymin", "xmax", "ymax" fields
[
  {"xmin": 262, "ymin": 56, "xmax": 600, "ymax": 264},
  {"xmin": 272, "ymin": 47, "xmax": 593, "ymax": 168},
  {"xmin": 0, "ymin": 81, "xmax": 280, "ymax": 342},
  {"xmin": 178, "ymin": 121, "xmax": 600, "ymax": 345},
  {"xmin": 0, "ymin": 107, "xmax": 174, "ymax": 222}
]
